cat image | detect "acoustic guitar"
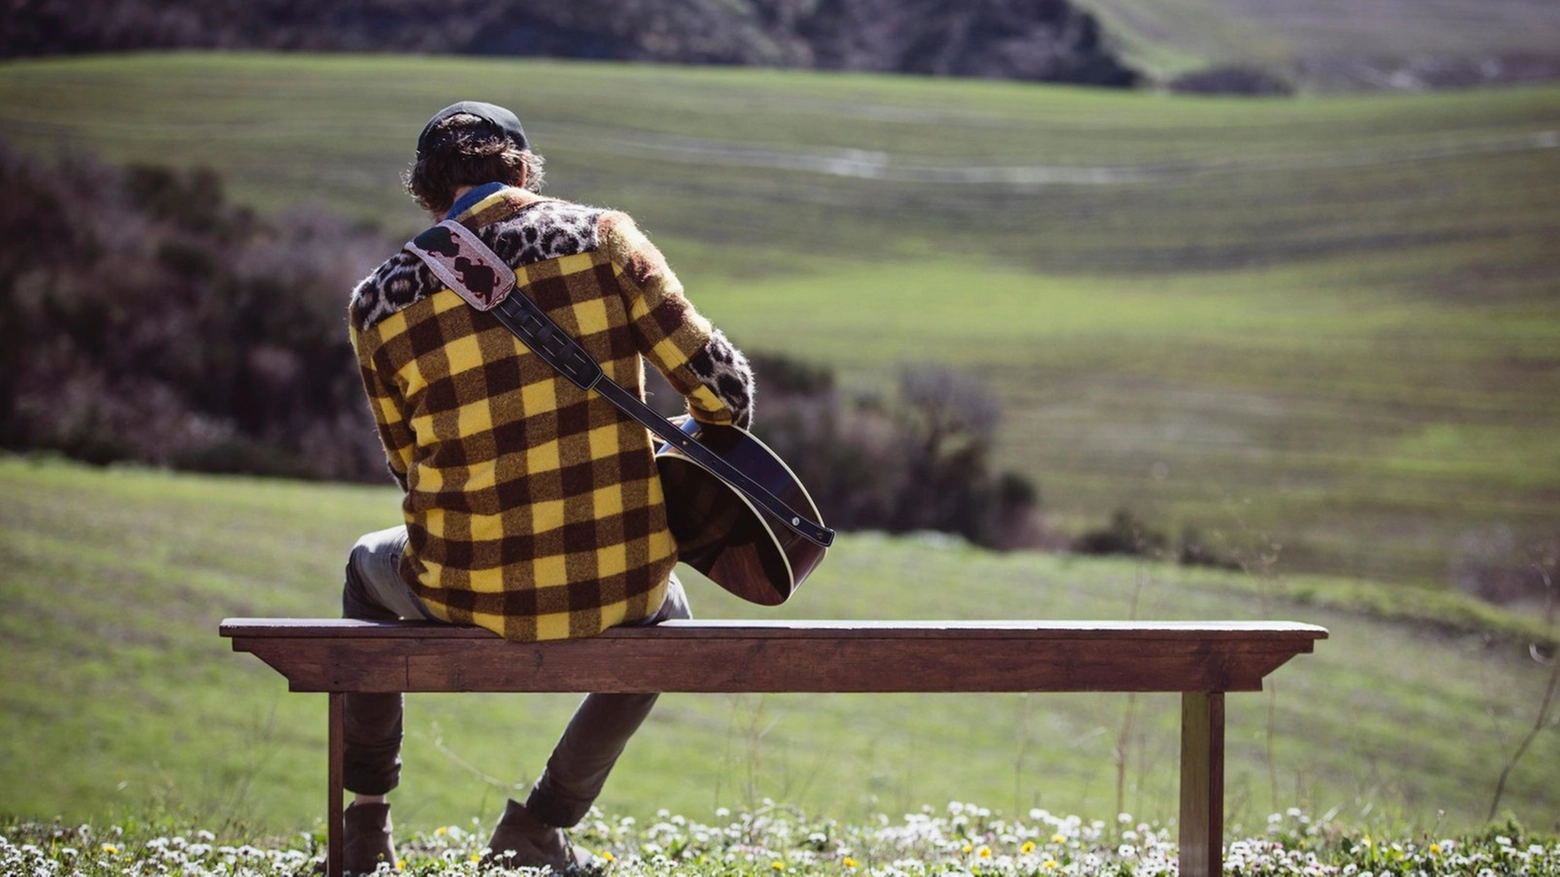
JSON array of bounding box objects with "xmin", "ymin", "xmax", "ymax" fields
[{"xmin": 656, "ymin": 418, "xmax": 830, "ymax": 605}]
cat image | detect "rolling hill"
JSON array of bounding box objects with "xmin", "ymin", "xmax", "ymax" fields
[{"xmin": 1078, "ymin": 0, "xmax": 1560, "ymax": 90}]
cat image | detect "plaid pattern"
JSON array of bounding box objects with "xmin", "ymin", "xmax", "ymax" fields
[{"xmin": 349, "ymin": 187, "xmax": 748, "ymax": 641}]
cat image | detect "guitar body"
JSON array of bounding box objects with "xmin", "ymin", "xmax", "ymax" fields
[{"xmin": 655, "ymin": 421, "xmax": 827, "ymax": 605}]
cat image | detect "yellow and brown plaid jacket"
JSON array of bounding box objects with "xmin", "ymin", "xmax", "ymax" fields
[{"xmin": 349, "ymin": 186, "xmax": 753, "ymax": 641}]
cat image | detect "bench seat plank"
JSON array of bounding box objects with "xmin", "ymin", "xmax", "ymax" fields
[
  {"xmin": 222, "ymin": 618, "xmax": 1325, "ymax": 694},
  {"xmin": 222, "ymin": 618, "xmax": 1327, "ymax": 639}
]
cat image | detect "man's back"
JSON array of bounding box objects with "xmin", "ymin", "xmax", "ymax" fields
[{"xmin": 349, "ymin": 185, "xmax": 752, "ymax": 641}]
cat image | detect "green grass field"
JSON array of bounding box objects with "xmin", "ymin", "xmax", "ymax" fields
[
  {"xmin": 1076, "ymin": 0, "xmax": 1560, "ymax": 86},
  {"xmin": 1, "ymin": 52, "xmax": 1556, "ymax": 594},
  {"xmin": 1, "ymin": 457, "xmax": 1555, "ymax": 839}
]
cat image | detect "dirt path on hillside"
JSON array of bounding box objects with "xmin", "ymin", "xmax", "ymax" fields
[{"xmin": 570, "ymin": 128, "xmax": 1560, "ymax": 189}]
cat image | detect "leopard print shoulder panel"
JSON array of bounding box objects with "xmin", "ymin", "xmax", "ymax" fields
[{"xmin": 349, "ymin": 200, "xmax": 605, "ymax": 332}]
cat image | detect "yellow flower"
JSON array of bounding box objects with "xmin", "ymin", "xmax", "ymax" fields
[
  {"xmin": 978, "ymin": 846, "xmax": 992, "ymax": 858},
  {"xmin": 844, "ymin": 857, "xmax": 859, "ymax": 869},
  {"xmin": 1021, "ymin": 841, "xmax": 1037, "ymax": 855},
  {"xmin": 1429, "ymin": 843, "xmax": 1442, "ymax": 855},
  {"xmin": 470, "ymin": 853, "xmax": 482, "ymax": 863},
  {"xmin": 100, "ymin": 844, "xmax": 119, "ymax": 855},
  {"xmin": 1052, "ymin": 833, "xmax": 1066, "ymax": 843},
  {"xmin": 1043, "ymin": 859, "xmax": 1059, "ymax": 870},
  {"xmin": 435, "ymin": 826, "xmax": 448, "ymax": 836},
  {"xmin": 601, "ymin": 850, "xmax": 617, "ymax": 862},
  {"xmin": 962, "ymin": 843, "xmax": 973, "ymax": 854},
  {"xmin": 396, "ymin": 860, "xmax": 406, "ymax": 870},
  {"xmin": 772, "ymin": 861, "xmax": 785, "ymax": 871}
]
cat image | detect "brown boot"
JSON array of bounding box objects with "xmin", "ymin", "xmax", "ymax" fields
[
  {"xmin": 482, "ymin": 799, "xmax": 593, "ymax": 872},
  {"xmin": 343, "ymin": 801, "xmax": 398, "ymax": 875}
]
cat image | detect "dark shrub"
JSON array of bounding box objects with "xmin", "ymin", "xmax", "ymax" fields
[
  {"xmin": 173, "ymin": 436, "xmax": 317, "ymax": 480},
  {"xmin": 748, "ymin": 351, "xmax": 834, "ymax": 397},
  {"xmin": 1074, "ymin": 508, "xmax": 1169, "ymax": 558},
  {"xmin": 660, "ymin": 352, "xmax": 1046, "ymax": 549},
  {"xmin": 1169, "ymin": 65, "xmax": 1295, "ymax": 96},
  {"xmin": 0, "ymin": 140, "xmax": 389, "ymax": 481},
  {"xmin": 1074, "ymin": 510, "xmax": 1245, "ymax": 569},
  {"xmin": 1451, "ymin": 525, "xmax": 1559, "ymax": 607},
  {"xmin": 1178, "ymin": 526, "xmax": 1242, "ymax": 570}
]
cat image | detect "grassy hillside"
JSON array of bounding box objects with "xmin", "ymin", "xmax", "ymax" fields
[
  {"xmin": 1078, "ymin": 0, "xmax": 1560, "ymax": 88},
  {"xmin": 1, "ymin": 53, "xmax": 1556, "ymax": 596},
  {"xmin": 0, "ymin": 456, "xmax": 1556, "ymax": 838}
]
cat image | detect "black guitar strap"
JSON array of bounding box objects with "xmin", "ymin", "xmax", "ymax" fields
[{"xmin": 405, "ymin": 218, "xmax": 835, "ymax": 549}]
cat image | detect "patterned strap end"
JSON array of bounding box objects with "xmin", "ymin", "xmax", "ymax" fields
[{"xmin": 405, "ymin": 220, "xmax": 515, "ymax": 311}]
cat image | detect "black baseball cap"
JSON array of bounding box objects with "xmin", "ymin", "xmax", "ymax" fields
[{"xmin": 416, "ymin": 101, "xmax": 529, "ymax": 159}]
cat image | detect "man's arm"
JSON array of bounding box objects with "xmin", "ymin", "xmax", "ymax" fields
[{"xmin": 601, "ymin": 211, "xmax": 754, "ymax": 428}]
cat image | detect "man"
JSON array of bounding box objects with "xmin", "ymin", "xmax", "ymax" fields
[{"xmin": 341, "ymin": 100, "xmax": 755, "ymax": 874}]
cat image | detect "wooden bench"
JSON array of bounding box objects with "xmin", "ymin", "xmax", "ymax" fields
[{"xmin": 220, "ymin": 618, "xmax": 1326, "ymax": 877}]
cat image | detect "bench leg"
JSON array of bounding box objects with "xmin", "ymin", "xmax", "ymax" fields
[
  {"xmin": 328, "ymin": 692, "xmax": 344, "ymax": 877},
  {"xmin": 1178, "ymin": 691, "xmax": 1225, "ymax": 877}
]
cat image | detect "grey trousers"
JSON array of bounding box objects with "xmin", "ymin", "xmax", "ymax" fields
[{"xmin": 340, "ymin": 525, "xmax": 691, "ymax": 827}]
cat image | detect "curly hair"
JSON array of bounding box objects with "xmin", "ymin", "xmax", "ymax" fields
[{"xmin": 404, "ymin": 113, "xmax": 546, "ymax": 215}]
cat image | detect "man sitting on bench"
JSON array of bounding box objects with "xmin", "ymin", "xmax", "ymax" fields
[{"xmin": 341, "ymin": 100, "xmax": 755, "ymax": 874}]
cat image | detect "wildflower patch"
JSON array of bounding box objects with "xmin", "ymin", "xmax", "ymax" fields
[{"xmin": 5, "ymin": 804, "xmax": 1559, "ymax": 876}]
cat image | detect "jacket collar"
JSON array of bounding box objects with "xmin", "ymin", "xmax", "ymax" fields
[{"xmin": 448, "ymin": 183, "xmax": 552, "ymax": 229}]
